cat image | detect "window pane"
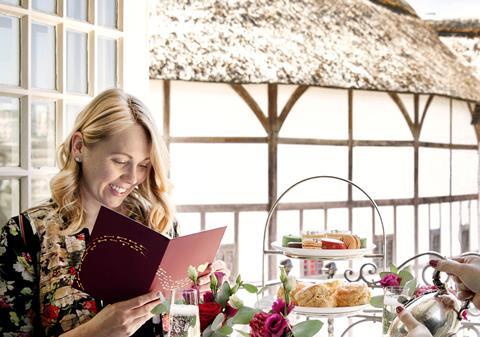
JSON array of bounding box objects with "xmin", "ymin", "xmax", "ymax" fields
[
  {"xmin": 452, "ymin": 100, "xmax": 477, "ymax": 145},
  {"xmin": 0, "ymin": 0, "xmax": 20, "ymax": 5},
  {"xmin": 97, "ymin": 0, "xmax": 116, "ymax": 28},
  {"xmin": 452, "ymin": 150, "xmax": 478, "ymax": 195},
  {"xmin": 97, "ymin": 36, "xmax": 116, "ymax": 91},
  {"xmin": 31, "ymin": 101, "xmax": 56, "ymax": 168},
  {"xmin": 419, "ymin": 148, "xmax": 450, "ymax": 197},
  {"xmin": 420, "ymin": 96, "xmax": 450, "ymax": 143},
  {"xmin": 31, "ymin": 175, "xmax": 53, "ymax": 205},
  {"xmin": 0, "ymin": 179, "xmax": 19, "ymax": 224},
  {"xmin": 67, "ymin": 0, "xmax": 87, "ymax": 21},
  {"xmin": 0, "ymin": 96, "xmax": 20, "ymax": 166},
  {"xmin": 32, "ymin": 22, "xmax": 56, "ymax": 90},
  {"xmin": 67, "ymin": 30, "xmax": 87, "ymax": 93},
  {"xmin": 64, "ymin": 103, "xmax": 83, "ymax": 137},
  {"xmin": 0, "ymin": 14, "xmax": 20, "ymax": 86},
  {"xmin": 32, "ymin": 0, "xmax": 56, "ymax": 14}
]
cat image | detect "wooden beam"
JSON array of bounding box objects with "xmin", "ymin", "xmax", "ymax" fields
[
  {"xmin": 419, "ymin": 94, "xmax": 434, "ymax": 132},
  {"xmin": 277, "ymin": 85, "xmax": 309, "ymax": 131},
  {"xmin": 389, "ymin": 92, "xmax": 415, "ymax": 136},
  {"xmin": 170, "ymin": 136, "xmax": 267, "ymax": 143},
  {"xmin": 230, "ymin": 84, "xmax": 269, "ymax": 133},
  {"xmin": 163, "ymin": 80, "xmax": 170, "ymax": 150}
]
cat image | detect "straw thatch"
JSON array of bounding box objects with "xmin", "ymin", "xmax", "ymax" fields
[
  {"xmin": 149, "ymin": 0, "xmax": 480, "ymax": 103},
  {"xmin": 369, "ymin": 0, "xmax": 418, "ymax": 17},
  {"xmin": 427, "ymin": 19, "xmax": 480, "ymax": 81}
]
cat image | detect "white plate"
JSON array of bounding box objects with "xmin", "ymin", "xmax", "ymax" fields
[
  {"xmin": 293, "ymin": 304, "xmax": 369, "ymax": 317},
  {"xmin": 271, "ymin": 241, "xmax": 376, "ymax": 260}
]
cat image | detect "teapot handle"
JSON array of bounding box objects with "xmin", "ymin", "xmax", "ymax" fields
[{"xmin": 432, "ymin": 269, "xmax": 470, "ymax": 320}]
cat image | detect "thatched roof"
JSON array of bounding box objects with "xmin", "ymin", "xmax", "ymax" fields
[
  {"xmin": 149, "ymin": 0, "xmax": 480, "ymax": 103},
  {"xmin": 369, "ymin": 0, "xmax": 418, "ymax": 18},
  {"xmin": 427, "ymin": 19, "xmax": 480, "ymax": 81},
  {"xmin": 427, "ymin": 19, "xmax": 480, "ymax": 37}
]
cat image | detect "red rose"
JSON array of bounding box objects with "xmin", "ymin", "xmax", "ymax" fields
[
  {"xmin": 198, "ymin": 302, "xmax": 223, "ymax": 331},
  {"xmin": 249, "ymin": 312, "xmax": 270, "ymax": 337},
  {"xmin": 43, "ymin": 304, "xmax": 60, "ymax": 321},
  {"xmin": 83, "ymin": 300, "xmax": 97, "ymax": 313}
]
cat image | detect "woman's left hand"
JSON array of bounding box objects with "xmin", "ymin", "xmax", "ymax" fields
[
  {"xmin": 396, "ymin": 306, "xmax": 433, "ymax": 337},
  {"xmin": 198, "ymin": 260, "xmax": 230, "ymax": 292}
]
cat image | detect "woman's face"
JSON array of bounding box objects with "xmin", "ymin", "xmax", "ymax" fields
[{"xmin": 79, "ymin": 124, "xmax": 152, "ymax": 211}]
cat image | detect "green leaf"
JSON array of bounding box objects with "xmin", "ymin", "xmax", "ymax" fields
[
  {"xmin": 150, "ymin": 300, "xmax": 170, "ymax": 315},
  {"xmin": 231, "ymin": 306, "xmax": 260, "ymax": 325},
  {"xmin": 379, "ymin": 272, "xmax": 392, "ymax": 279},
  {"xmin": 390, "ymin": 264, "xmax": 398, "ymax": 274},
  {"xmin": 234, "ymin": 330, "xmax": 251, "ymax": 337},
  {"xmin": 187, "ymin": 265, "xmax": 198, "ymax": 283},
  {"xmin": 211, "ymin": 313, "xmax": 225, "ymax": 331},
  {"xmin": 399, "ymin": 265, "xmax": 413, "ymax": 276},
  {"xmin": 217, "ymin": 324, "xmax": 233, "ymax": 336},
  {"xmin": 242, "ymin": 283, "xmax": 258, "ymax": 293},
  {"xmin": 291, "ymin": 320, "xmax": 323, "ymax": 337},
  {"xmin": 236, "ymin": 274, "xmax": 242, "ymax": 285},
  {"xmin": 404, "ymin": 279, "xmax": 417, "ymax": 297},
  {"xmin": 256, "ymin": 285, "xmax": 268, "ymax": 295},
  {"xmin": 370, "ymin": 295, "xmax": 384, "ymax": 308},
  {"xmin": 399, "ymin": 270, "xmax": 414, "ymax": 286},
  {"xmin": 215, "ymin": 282, "xmax": 232, "ymax": 307}
]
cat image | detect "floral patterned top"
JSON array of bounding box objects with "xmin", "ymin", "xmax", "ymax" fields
[{"xmin": 0, "ymin": 202, "xmax": 177, "ymax": 337}]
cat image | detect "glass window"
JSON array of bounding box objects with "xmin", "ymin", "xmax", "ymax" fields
[
  {"xmin": 420, "ymin": 96, "xmax": 450, "ymax": 143},
  {"xmin": 452, "ymin": 100, "xmax": 477, "ymax": 145},
  {"xmin": 31, "ymin": 175, "xmax": 53, "ymax": 205},
  {"xmin": 170, "ymin": 144, "xmax": 268, "ymax": 204},
  {"xmin": 64, "ymin": 103, "xmax": 83, "ymax": 137},
  {"xmin": 0, "ymin": 96, "xmax": 20, "ymax": 167},
  {"xmin": 97, "ymin": 0, "xmax": 117, "ymax": 28},
  {"xmin": 97, "ymin": 36, "xmax": 116, "ymax": 91},
  {"xmin": 0, "ymin": 14, "xmax": 20, "ymax": 86},
  {"xmin": 67, "ymin": 0, "xmax": 87, "ymax": 21},
  {"xmin": 31, "ymin": 101, "xmax": 56, "ymax": 168},
  {"xmin": 66, "ymin": 30, "xmax": 87, "ymax": 93},
  {"xmin": 32, "ymin": 0, "xmax": 56, "ymax": 14},
  {"xmin": 0, "ymin": 179, "xmax": 19, "ymax": 224},
  {"xmin": 0, "ymin": 0, "xmax": 20, "ymax": 5},
  {"xmin": 419, "ymin": 148, "xmax": 450, "ymax": 197},
  {"xmin": 205, "ymin": 213, "xmax": 234, "ymax": 245},
  {"xmin": 452, "ymin": 150, "xmax": 478, "ymax": 195},
  {"xmin": 32, "ymin": 22, "xmax": 56, "ymax": 90}
]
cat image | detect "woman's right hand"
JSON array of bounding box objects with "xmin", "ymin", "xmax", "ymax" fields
[
  {"xmin": 396, "ymin": 306, "xmax": 433, "ymax": 337},
  {"xmin": 431, "ymin": 256, "xmax": 480, "ymax": 308},
  {"xmin": 67, "ymin": 291, "xmax": 161, "ymax": 337}
]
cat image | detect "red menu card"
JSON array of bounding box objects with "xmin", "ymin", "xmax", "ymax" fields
[{"xmin": 73, "ymin": 206, "xmax": 226, "ymax": 304}]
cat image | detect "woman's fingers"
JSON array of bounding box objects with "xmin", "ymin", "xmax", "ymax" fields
[
  {"xmin": 121, "ymin": 291, "xmax": 161, "ymax": 309},
  {"xmin": 397, "ymin": 306, "xmax": 422, "ymax": 330},
  {"xmin": 431, "ymin": 259, "xmax": 464, "ymax": 276}
]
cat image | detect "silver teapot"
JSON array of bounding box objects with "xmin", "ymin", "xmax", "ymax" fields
[{"xmin": 388, "ymin": 270, "xmax": 470, "ymax": 337}]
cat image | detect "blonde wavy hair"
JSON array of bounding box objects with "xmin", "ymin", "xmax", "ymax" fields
[{"xmin": 50, "ymin": 88, "xmax": 174, "ymax": 234}]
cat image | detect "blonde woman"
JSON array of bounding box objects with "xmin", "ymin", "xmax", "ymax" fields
[{"xmin": 0, "ymin": 89, "xmax": 176, "ymax": 336}]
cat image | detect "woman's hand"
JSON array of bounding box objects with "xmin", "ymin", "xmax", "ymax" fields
[
  {"xmin": 63, "ymin": 291, "xmax": 161, "ymax": 337},
  {"xmin": 396, "ymin": 306, "xmax": 433, "ymax": 337},
  {"xmin": 431, "ymin": 256, "xmax": 480, "ymax": 308},
  {"xmin": 198, "ymin": 260, "xmax": 230, "ymax": 293}
]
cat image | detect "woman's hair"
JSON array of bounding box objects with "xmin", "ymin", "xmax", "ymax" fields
[{"xmin": 50, "ymin": 88, "xmax": 174, "ymax": 234}]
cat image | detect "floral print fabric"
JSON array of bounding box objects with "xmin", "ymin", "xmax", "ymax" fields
[{"xmin": 0, "ymin": 205, "xmax": 100, "ymax": 336}]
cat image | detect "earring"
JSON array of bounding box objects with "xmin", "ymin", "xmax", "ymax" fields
[{"xmin": 75, "ymin": 157, "xmax": 82, "ymax": 163}]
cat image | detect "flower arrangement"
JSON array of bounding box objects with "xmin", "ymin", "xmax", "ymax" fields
[{"xmin": 152, "ymin": 264, "xmax": 323, "ymax": 337}]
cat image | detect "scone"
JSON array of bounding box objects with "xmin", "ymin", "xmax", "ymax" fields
[
  {"xmin": 277, "ymin": 281, "xmax": 306, "ymax": 303},
  {"xmin": 334, "ymin": 282, "xmax": 371, "ymax": 307},
  {"xmin": 295, "ymin": 283, "xmax": 336, "ymax": 307},
  {"xmin": 323, "ymin": 279, "xmax": 343, "ymax": 292}
]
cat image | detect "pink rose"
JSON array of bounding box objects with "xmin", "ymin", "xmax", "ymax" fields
[
  {"xmin": 265, "ymin": 313, "xmax": 288, "ymax": 337},
  {"xmin": 380, "ymin": 274, "xmax": 401, "ymax": 287},
  {"xmin": 249, "ymin": 312, "xmax": 270, "ymax": 337},
  {"xmin": 203, "ymin": 291, "xmax": 215, "ymax": 303},
  {"xmin": 271, "ymin": 298, "xmax": 294, "ymax": 315},
  {"xmin": 415, "ymin": 285, "xmax": 437, "ymax": 298}
]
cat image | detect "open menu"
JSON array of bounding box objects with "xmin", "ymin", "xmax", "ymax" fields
[{"xmin": 73, "ymin": 206, "xmax": 226, "ymax": 303}]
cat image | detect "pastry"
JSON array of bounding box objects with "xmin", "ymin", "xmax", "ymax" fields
[
  {"xmin": 282, "ymin": 234, "xmax": 302, "ymax": 247},
  {"xmin": 334, "ymin": 283, "xmax": 371, "ymax": 307},
  {"xmin": 321, "ymin": 238, "xmax": 347, "ymax": 249},
  {"xmin": 277, "ymin": 281, "xmax": 306, "ymax": 303},
  {"xmin": 295, "ymin": 283, "xmax": 336, "ymax": 307},
  {"xmin": 323, "ymin": 279, "xmax": 343, "ymax": 292},
  {"xmin": 302, "ymin": 231, "xmax": 362, "ymax": 249},
  {"xmin": 287, "ymin": 242, "xmax": 303, "ymax": 248}
]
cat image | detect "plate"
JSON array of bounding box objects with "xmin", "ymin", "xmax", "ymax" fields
[
  {"xmin": 271, "ymin": 241, "xmax": 376, "ymax": 260},
  {"xmin": 293, "ymin": 304, "xmax": 369, "ymax": 317}
]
